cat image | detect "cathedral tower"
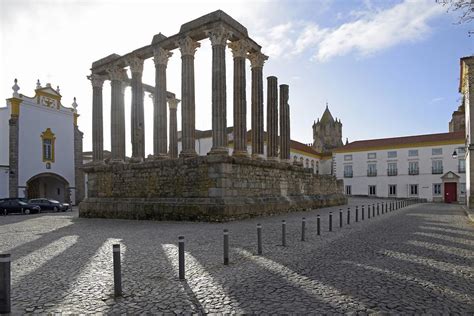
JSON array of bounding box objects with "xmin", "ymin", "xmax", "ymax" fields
[{"xmin": 312, "ymin": 104, "xmax": 343, "ymax": 153}]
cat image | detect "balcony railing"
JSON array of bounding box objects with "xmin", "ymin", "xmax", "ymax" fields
[
  {"xmin": 387, "ymin": 169, "xmax": 398, "ymax": 176},
  {"xmin": 432, "ymin": 167, "xmax": 443, "ymax": 174},
  {"xmin": 344, "ymin": 171, "xmax": 353, "ymax": 178},
  {"xmin": 367, "ymin": 170, "xmax": 377, "ymax": 177},
  {"xmin": 408, "ymin": 168, "xmax": 419, "ymax": 175}
]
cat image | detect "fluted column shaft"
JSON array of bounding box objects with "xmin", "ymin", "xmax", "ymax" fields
[
  {"xmin": 154, "ymin": 47, "xmax": 172, "ymax": 158},
  {"xmin": 129, "ymin": 57, "xmax": 145, "ymax": 160},
  {"xmin": 168, "ymin": 99, "xmax": 180, "ymax": 158},
  {"xmin": 279, "ymin": 84, "xmax": 290, "ymax": 161},
  {"xmin": 108, "ymin": 67, "xmax": 126, "ymax": 161},
  {"xmin": 89, "ymin": 74, "xmax": 104, "ymax": 161},
  {"xmin": 229, "ymin": 40, "xmax": 248, "ymax": 156},
  {"xmin": 267, "ymin": 76, "xmax": 278, "ymax": 159},
  {"xmin": 179, "ymin": 37, "xmax": 200, "ymax": 157},
  {"xmin": 209, "ymin": 27, "xmax": 229, "ymax": 155},
  {"xmin": 249, "ymin": 52, "xmax": 268, "ymax": 158}
]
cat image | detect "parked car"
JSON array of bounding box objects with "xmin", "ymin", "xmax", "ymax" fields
[
  {"xmin": 28, "ymin": 199, "xmax": 70, "ymax": 212},
  {"xmin": 0, "ymin": 199, "xmax": 41, "ymax": 215}
]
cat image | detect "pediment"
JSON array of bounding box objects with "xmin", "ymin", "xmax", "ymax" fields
[{"xmin": 441, "ymin": 171, "xmax": 460, "ymax": 180}]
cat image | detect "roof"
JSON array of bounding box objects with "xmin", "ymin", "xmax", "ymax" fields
[
  {"xmin": 333, "ymin": 131, "xmax": 465, "ymax": 153},
  {"xmin": 320, "ymin": 105, "xmax": 335, "ymax": 125}
]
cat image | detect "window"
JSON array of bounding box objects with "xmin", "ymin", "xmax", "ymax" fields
[
  {"xmin": 458, "ymin": 147, "xmax": 466, "ymax": 155},
  {"xmin": 410, "ymin": 184, "xmax": 418, "ymax": 196},
  {"xmin": 432, "ymin": 160, "xmax": 443, "ymax": 174},
  {"xmin": 367, "ymin": 163, "xmax": 377, "ymax": 177},
  {"xmin": 432, "ymin": 148, "xmax": 443, "ymax": 155},
  {"xmin": 388, "ymin": 185, "xmax": 397, "ymax": 196},
  {"xmin": 344, "ymin": 154, "xmax": 353, "ymax": 161},
  {"xmin": 387, "ymin": 162, "xmax": 397, "ymax": 176},
  {"xmin": 459, "ymin": 159, "xmax": 466, "ymax": 173},
  {"xmin": 408, "ymin": 149, "xmax": 418, "ymax": 157},
  {"xmin": 409, "ymin": 161, "xmax": 419, "ymax": 175},
  {"xmin": 305, "ymin": 159, "xmax": 309, "ymax": 168},
  {"xmin": 344, "ymin": 165, "xmax": 353, "ymax": 178},
  {"xmin": 387, "ymin": 151, "xmax": 397, "ymax": 158},
  {"xmin": 367, "ymin": 152, "xmax": 376, "ymax": 159},
  {"xmin": 345, "ymin": 185, "xmax": 352, "ymax": 195},
  {"xmin": 368, "ymin": 185, "xmax": 376, "ymax": 196},
  {"xmin": 460, "ymin": 183, "xmax": 466, "ymax": 195},
  {"xmin": 293, "ymin": 155, "xmax": 297, "ymax": 162},
  {"xmin": 41, "ymin": 128, "xmax": 55, "ymax": 163},
  {"xmin": 433, "ymin": 184, "xmax": 442, "ymax": 196}
]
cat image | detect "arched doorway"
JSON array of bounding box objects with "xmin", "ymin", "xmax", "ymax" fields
[{"xmin": 26, "ymin": 173, "xmax": 70, "ymax": 203}]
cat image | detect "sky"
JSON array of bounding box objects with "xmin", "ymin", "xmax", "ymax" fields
[{"xmin": 1, "ymin": 0, "xmax": 472, "ymax": 156}]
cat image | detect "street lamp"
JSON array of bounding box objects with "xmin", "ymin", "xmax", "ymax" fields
[{"xmin": 452, "ymin": 150, "xmax": 458, "ymax": 159}]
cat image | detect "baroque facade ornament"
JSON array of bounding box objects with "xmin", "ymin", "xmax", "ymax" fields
[
  {"xmin": 178, "ymin": 36, "xmax": 201, "ymax": 56},
  {"xmin": 126, "ymin": 55, "xmax": 144, "ymax": 74},
  {"xmin": 106, "ymin": 66, "xmax": 127, "ymax": 81},
  {"xmin": 153, "ymin": 47, "xmax": 173, "ymax": 66},
  {"xmin": 87, "ymin": 73, "xmax": 106, "ymax": 88},
  {"xmin": 248, "ymin": 51, "xmax": 268, "ymax": 68},
  {"xmin": 228, "ymin": 39, "xmax": 249, "ymax": 59},
  {"xmin": 207, "ymin": 26, "xmax": 230, "ymax": 47}
]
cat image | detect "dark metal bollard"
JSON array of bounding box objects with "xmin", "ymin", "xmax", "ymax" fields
[
  {"xmin": 282, "ymin": 220, "xmax": 287, "ymax": 246},
  {"xmin": 301, "ymin": 218, "xmax": 306, "ymax": 241},
  {"xmin": 0, "ymin": 254, "xmax": 11, "ymax": 313},
  {"xmin": 112, "ymin": 244, "xmax": 122, "ymax": 297},
  {"xmin": 347, "ymin": 208, "xmax": 351, "ymax": 225},
  {"xmin": 257, "ymin": 224, "xmax": 262, "ymax": 255},
  {"xmin": 329, "ymin": 212, "xmax": 333, "ymax": 232},
  {"xmin": 223, "ymin": 229, "xmax": 229, "ymax": 265},
  {"xmin": 339, "ymin": 209, "xmax": 343, "ymax": 228},
  {"xmin": 368, "ymin": 205, "xmax": 371, "ymax": 219},
  {"xmin": 317, "ymin": 215, "xmax": 321, "ymax": 235},
  {"xmin": 355, "ymin": 206, "xmax": 359, "ymax": 222},
  {"xmin": 372, "ymin": 204, "xmax": 375, "ymax": 217},
  {"xmin": 178, "ymin": 236, "xmax": 185, "ymax": 280},
  {"xmin": 377, "ymin": 203, "xmax": 380, "ymax": 216},
  {"xmin": 382, "ymin": 203, "xmax": 385, "ymax": 214},
  {"xmin": 362, "ymin": 205, "xmax": 365, "ymax": 220}
]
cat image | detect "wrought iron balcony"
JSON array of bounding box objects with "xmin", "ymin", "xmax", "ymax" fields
[
  {"xmin": 408, "ymin": 168, "xmax": 419, "ymax": 175},
  {"xmin": 432, "ymin": 167, "xmax": 443, "ymax": 174},
  {"xmin": 387, "ymin": 169, "xmax": 398, "ymax": 176},
  {"xmin": 367, "ymin": 170, "xmax": 377, "ymax": 177},
  {"xmin": 344, "ymin": 171, "xmax": 353, "ymax": 178}
]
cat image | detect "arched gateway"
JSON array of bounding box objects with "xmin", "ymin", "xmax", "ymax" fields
[{"xmin": 26, "ymin": 172, "xmax": 70, "ymax": 203}]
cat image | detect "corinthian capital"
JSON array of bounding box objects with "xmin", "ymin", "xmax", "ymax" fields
[
  {"xmin": 178, "ymin": 36, "xmax": 201, "ymax": 56},
  {"xmin": 228, "ymin": 39, "xmax": 249, "ymax": 59},
  {"xmin": 248, "ymin": 52, "xmax": 269, "ymax": 68},
  {"xmin": 153, "ymin": 47, "xmax": 173, "ymax": 66},
  {"xmin": 87, "ymin": 73, "xmax": 106, "ymax": 88},
  {"xmin": 207, "ymin": 25, "xmax": 230, "ymax": 47},
  {"xmin": 106, "ymin": 66, "xmax": 127, "ymax": 81},
  {"xmin": 126, "ymin": 55, "xmax": 144, "ymax": 74},
  {"xmin": 168, "ymin": 98, "xmax": 180, "ymax": 110}
]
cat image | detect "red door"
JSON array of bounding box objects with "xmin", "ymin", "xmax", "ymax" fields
[{"xmin": 444, "ymin": 183, "xmax": 457, "ymax": 203}]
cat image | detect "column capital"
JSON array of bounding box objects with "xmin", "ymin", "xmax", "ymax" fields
[
  {"xmin": 106, "ymin": 66, "xmax": 127, "ymax": 81},
  {"xmin": 228, "ymin": 39, "xmax": 249, "ymax": 59},
  {"xmin": 248, "ymin": 51, "xmax": 268, "ymax": 68},
  {"xmin": 87, "ymin": 73, "xmax": 106, "ymax": 88},
  {"xmin": 207, "ymin": 25, "xmax": 230, "ymax": 47},
  {"xmin": 168, "ymin": 98, "xmax": 180, "ymax": 110},
  {"xmin": 178, "ymin": 36, "xmax": 201, "ymax": 57},
  {"xmin": 153, "ymin": 47, "xmax": 173, "ymax": 66},
  {"xmin": 125, "ymin": 55, "xmax": 144, "ymax": 74}
]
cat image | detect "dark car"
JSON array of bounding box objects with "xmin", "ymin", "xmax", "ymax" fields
[
  {"xmin": 0, "ymin": 199, "xmax": 41, "ymax": 215},
  {"xmin": 28, "ymin": 199, "xmax": 70, "ymax": 212}
]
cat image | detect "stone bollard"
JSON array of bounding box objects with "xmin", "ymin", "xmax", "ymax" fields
[
  {"xmin": 339, "ymin": 209, "xmax": 343, "ymax": 228},
  {"xmin": 355, "ymin": 206, "xmax": 359, "ymax": 222},
  {"xmin": 317, "ymin": 215, "xmax": 321, "ymax": 236},
  {"xmin": 347, "ymin": 208, "xmax": 351, "ymax": 225},
  {"xmin": 282, "ymin": 220, "xmax": 287, "ymax": 247},
  {"xmin": 178, "ymin": 236, "xmax": 185, "ymax": 280},
  {"xmin": 301, "ymin": 218, "xmax": 306, "ymax": 241},
  {"xmin": 257, "ymin": 224, "xmax": 262, "ymax": 255},
  {"xmin": 223, "ymin": 229, "xmax": 229, "ymax": 265},
  {"xmin": 0, "ymin": 254, "xmax": 11, "ymax": 314},
  {"xmin": 112, "ymin": 244, "xmax": 122, "ymax": 297}
]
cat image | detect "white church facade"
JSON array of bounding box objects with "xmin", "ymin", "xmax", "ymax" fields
[{"xmin": 0, "ymin": 79, "xmax": 84, "ymax": 204}]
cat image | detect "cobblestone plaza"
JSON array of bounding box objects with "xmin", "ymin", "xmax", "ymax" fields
[{"xmin": 0, "ymin": 198, "xmax": 473, "ymax": 314}]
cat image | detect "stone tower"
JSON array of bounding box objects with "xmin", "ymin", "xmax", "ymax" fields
[
  {"xmin": 449, "ymin": 97, "xmax": 465, "ymax": 132},
  {"xmin": 312, "ymin": 104, "xmax": 343, "ymax": 153}
]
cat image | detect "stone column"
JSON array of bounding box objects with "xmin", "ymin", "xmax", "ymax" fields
[
  {"xmin": 168, "ymin": 98, "xmax": 180, "ymax": 159},
  {"xmin": 248, "ymin": 52, "xmax": 268, "ymax": 158},
  {"xmin": 88, "ymin": 74, "xmax": 105, "ymax": 162},
  {"xmin": 208, "ymin": 26, "xmax": 230, "ymax": 155},
  {"xmin": 267, "ymin": 76, "xmax": 278, "ymax": 160},
  {"xmin": 229, "ymin": 40, "xmax": 248, "ymax": 157},
  {"xmin": 153, "ymin": 47, "xmax": 173, "ymax": 158},
  {"xmin": 127, "ymin": 55, "xmax": 145, "ymax": 161},
  {"xmin": 279, "ymin": 84, "xmax": 290, "ymax": 161},
  {"xmin": 107, "ymin": 67, "xmax": 127, "ymax": 162},
  {"xmin": 179, "ymin": 36, "xmax": 200, "ymax": 158}
]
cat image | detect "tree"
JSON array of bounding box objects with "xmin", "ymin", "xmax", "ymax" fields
[{"xmin": 437, "ymin": 0, "xmax": 474, "ymax": 24}]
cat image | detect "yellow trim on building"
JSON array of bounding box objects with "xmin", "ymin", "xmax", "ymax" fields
[
  {"xmin": 41, "ymin": 128, "xmax": 56, "ymax": 163},
  {"xmin": 7, "ymin": 97, "xmax": 22, "ymax": 117},
  {"xmin": 74, "ymin": 113, "xmax": 79, "ymax": 126},
  {"xmin": 333, "ymin": 139, "xmax": 465, "ymax": 154}
]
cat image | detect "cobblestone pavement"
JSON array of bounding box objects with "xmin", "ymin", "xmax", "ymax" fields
[{"xmin": 0, "ymin": 198, "xmax": 473, "ymax": 314}]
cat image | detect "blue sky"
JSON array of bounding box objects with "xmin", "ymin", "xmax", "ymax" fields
[{"xmin": 1, "ymin": 0, "xmax": 472, "ymax": 154}]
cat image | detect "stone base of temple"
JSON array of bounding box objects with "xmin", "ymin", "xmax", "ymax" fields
[{"xmin": 79, "ymin": 155, "xmax": 347, "ymax": 222}]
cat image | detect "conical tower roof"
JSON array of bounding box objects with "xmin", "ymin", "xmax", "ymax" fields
[{"xmin": 320, "ymin": 103, "xmax": 335, "ymax": 125}]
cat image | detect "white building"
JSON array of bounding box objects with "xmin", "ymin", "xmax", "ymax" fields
[
  {"xmin": 333, "ymin": 131, "xmax": 466, "ymax": 203},
  {"xmin": 0, "ymin": 79, "xmax": 84, "ymax": 204},
  {"xmin": 178, "ymin": 127, "xmax": 333, "ymax": 175}
]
